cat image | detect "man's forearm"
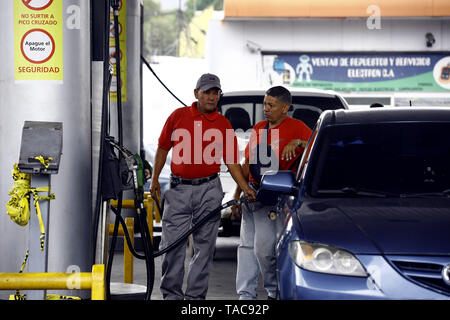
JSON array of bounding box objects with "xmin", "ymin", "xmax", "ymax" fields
[
  {"xmin": 152, "ymin": 147, "xmax": 169, "ymax": 182},
  {"xmin": 232, "ymin": 159, "xmax": 249, "ymax": 198},
  {"xmin": 227, "ymin": 163, "xmax": 248, "ymax": 190}
]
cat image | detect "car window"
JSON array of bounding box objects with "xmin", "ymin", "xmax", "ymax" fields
[
  {"xmin": 254, "ymin": 103, "xmax": 264, "ymax": 123},
  {"xmin": 290, "ymin": 105, "xmax": 322, "ymax": 129},
  {"xmin": 256, "ymin": 96, "xmax": 345, "ymax": 129},
  {"xmin": 291, "ymin": 96, "xmax": 346, "ymax": 111},
  {"xmin": 310, "ymin": 122, "xmax": 450, "ymax": 196},
  {"xmin": 221, "ymin": 103, "xmax": 253, "ymax": 132}
]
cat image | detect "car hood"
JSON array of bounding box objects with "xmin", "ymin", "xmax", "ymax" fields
[{"xmin": 296, "ymin": 198, "xmax": 450, "ymax": 255}]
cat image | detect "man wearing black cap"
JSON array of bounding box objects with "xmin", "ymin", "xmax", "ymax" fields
[{"xmin": 150, "ymin": 73, "xmax": 256, "ymax": 300}]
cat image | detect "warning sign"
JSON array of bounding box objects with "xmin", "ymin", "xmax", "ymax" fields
[
  {"xmin": 22, "ymin": 0, "xmax": 53, "ymax": 11},
  {"xmin": 14, "ymin": 0, "xmax": 63, "ymax": 81},
  {"xmin": 110, "ymin": 0, "xmax": 127, "ymax": 102},
  {"xmin": 21, "ymin": 29, "xmax": 55, "ymax": 63}
]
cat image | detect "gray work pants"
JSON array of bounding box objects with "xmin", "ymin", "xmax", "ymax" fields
[
  {"xmin": 160, "ymin": 177, "xmax": 223, "ymax": 300},
  {"xmin": 236, "ymin": 201, "xmax": 284, "ymax": 299}
]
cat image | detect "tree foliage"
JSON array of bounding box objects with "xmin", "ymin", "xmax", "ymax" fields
[
  {"xmin": 142, "ymin": 0, "xmax": 223, "ymax": 58},
  {"xmin": 184, "ymin": 0, "xmax": 223, "ymax": 20},
  {"xmin": 142, "ymin": 0, "xmax": 179, "ymax": 58}
]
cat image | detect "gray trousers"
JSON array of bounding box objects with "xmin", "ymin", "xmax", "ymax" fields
[
  {"xmin": 160, "ymin": 177, "xmax": 223, "ymax": 300},
  {"xmin": 236, "ymin": 201, "xmax": 284, "ymax": 299}
]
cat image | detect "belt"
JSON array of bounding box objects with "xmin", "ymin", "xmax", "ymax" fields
[{"xmin": 171, "ymin": 173, "xmax": 218, "ymax": 186}]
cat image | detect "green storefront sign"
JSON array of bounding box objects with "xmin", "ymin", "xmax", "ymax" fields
[{"xmin": 263, "ymin": 52, "xmax": 450, "ymax": 92}]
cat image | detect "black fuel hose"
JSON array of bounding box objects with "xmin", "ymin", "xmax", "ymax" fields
[
  {"xmin": 153, "ymin": 200, "xmax": 238, "ymax": 258},
  {"xmin": 136, "ymin": 204, "xmax": 154, "ymax": 300},
  {"xmin": 141, "ymin": 55, "xmax": 187, "ymax": 107},
  {"xmin": 107, "ymin": 192, "xmax": 240, "ymax": 300},
  {"xmin": 106, "ymin": 192, "xmax": 123, "ymax": 300},
  {"xmin": 112, "ymin": 0, "xmax": 123, "ymax": 146},
  {"xmin": 105, "ymin": 0, "xmax": 156, "ymax": 301},
  {"xmin": 110, "ymin": 206, "xmax": 145, "ymax": 260},
  {"xmin": 110, "ymin": 199, "xmax": 238, "ymax": 260}
]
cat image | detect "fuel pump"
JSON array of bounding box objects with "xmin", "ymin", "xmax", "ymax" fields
[
  {"xmin": 91, "ymin": 0, "xmax": 156, "ymax": 300},
  {"xmin": 103, "ymin": 137, "xmax": 155, "ymax": 300}
]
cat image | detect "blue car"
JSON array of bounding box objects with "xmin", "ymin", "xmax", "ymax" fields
[{"xmin": 259, "ymin": 107, "xmax": 450, "ymax": 299}]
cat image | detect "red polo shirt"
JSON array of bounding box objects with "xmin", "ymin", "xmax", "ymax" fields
[
  {"xmin": 245, "ymin": 117, "xmax": 312, "ymax": 183},
  {"xmin": 158, "ymin": 102, "xmax": 239, "ymax": 179}
]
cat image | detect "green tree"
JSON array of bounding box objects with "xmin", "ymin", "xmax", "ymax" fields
[
  {"xmin": 142, "ymin": 0, "xmax": 179, "ymax": 58},
  {"xmin": 142, "ymin": 0, "xmax": 223, "ymax": 58},
  {"xmin": 184, "ymin": 0, "xmax": 223, "ymax": 20}
]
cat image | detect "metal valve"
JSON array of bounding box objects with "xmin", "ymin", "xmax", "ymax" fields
[{"xmin": 268, "ymin": 210, "xmax": 277, "ymax": 221}]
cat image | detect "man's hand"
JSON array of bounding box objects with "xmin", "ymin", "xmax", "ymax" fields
[
  {"xmin": 231, "ymin": 188, "xmax": 243, "ymax": 219},
  {"xmin": 150, "ymin": 179, "xmax": 161, "ymax": 201},
  {"xmin": 226, "ymin": 162, "xmax": 256, "ymax": 202},
  {"xmin": 231, "ymin": 202, "xmax": 242, "ymax": 220},
  {"xmin": 149, "ymin": 147, "xmax": 168, "ymax": 202},
  {"xmin": 281, "ymin": 139, "xmax": 307, "ymax": 161},
  {"xmin": 242, "ymin": 185, "xmax": 256, "ymax": 202}
]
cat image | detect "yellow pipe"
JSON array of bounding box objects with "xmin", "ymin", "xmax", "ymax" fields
[
  {"xmin": 109, "ymin": 222, "xmax": 127, "ymax": 236},
  {"xmin": 0, "ymin": 265, "xmax": 105, "ymax": 300},
  {"xmin": 0, "ymin": 272, "xmax": 92, "ymax": 290},
  {"xmin": 111, "ymin": 199, "xmax": 137, "ymax": 209}
]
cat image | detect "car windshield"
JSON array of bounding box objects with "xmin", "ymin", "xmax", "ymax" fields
[{"xmin": 311, "ymin": 122, "xmax": 450, "ymax": 197}]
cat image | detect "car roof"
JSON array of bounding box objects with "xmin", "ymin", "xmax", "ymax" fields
[
  {"xmin": 324, "ymin": 107, "xmax": 450, "ymax": 126},
  {"xmin": 222, "ymin": 88, "xmax": 344, "ymax": 98}
]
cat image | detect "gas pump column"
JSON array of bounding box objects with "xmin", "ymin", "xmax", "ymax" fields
[{"xmin": 0, "ymin": 0, "xmax": 91, "ymax": 299}]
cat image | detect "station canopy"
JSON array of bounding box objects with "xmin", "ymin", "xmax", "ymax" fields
[{"xmin": 224, "ymin": 0, "xmax": 450, "ymax": 19}]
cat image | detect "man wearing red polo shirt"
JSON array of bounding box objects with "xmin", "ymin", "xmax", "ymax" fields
[
  {"xmin": 234, "ymin": 86, "xmax": 312, "ymax": 300},
  {"xmin": 150, "ymin": 73, "xmax": 256, "ymax": 300}
]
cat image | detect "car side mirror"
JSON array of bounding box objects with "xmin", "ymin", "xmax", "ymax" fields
[{"xmin": 260, "ymin": 170, "xmax": 296, "ymax": 194}]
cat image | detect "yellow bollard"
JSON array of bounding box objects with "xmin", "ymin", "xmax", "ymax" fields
[
  {"xmin": 144, "ymin": 192, "xmax": 161, "ymax": 222},
  {"xmin": 146, "ymin": 197, "xmax": 154, "ymax": 244},
  {"xmin": 91, "ymin": 264, "xmax": 105, "ymax": 300},
  {"xmin": 123, "ymin": 217, "xmax": 134, "ymax": 284},
  {"xmin": 154, "ymin": 193, "xmax": 162, "ymax": 223}
]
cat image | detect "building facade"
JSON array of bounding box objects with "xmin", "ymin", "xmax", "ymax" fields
[{"xmin": 206, "ymin": 0, "xmax": 450, "ymax": 107}]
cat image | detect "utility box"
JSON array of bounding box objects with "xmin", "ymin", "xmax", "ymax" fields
[{"xmin": 18, "ymin": 121, "xmax": 63, "ymax": 174}]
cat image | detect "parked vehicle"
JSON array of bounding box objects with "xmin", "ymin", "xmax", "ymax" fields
[
  {"xmin": 217, "ymin": 88, "xmax": 348, "ymax": 236},
  {"xmin": 260, "ymin": 107, "xmax": 450, "ymax": 299}
]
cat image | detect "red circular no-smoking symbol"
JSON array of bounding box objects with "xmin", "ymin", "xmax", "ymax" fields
[
  {"xmin": 20, "ymin": 29, "xmax": 55, "ymax": 64},
  {"xmin": 22, "ymin": 0, "xmax": 53, "ymax": 10},
  {"xmin": 110, "ymin": 21, "xmax": 123, "ymax": 39}
]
